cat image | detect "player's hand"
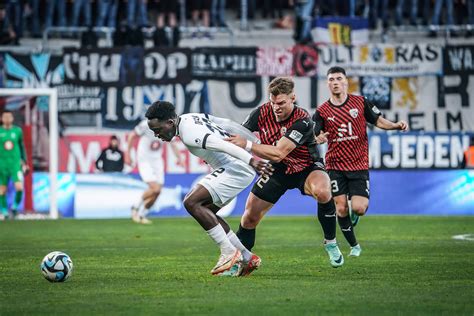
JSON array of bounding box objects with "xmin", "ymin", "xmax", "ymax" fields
[
  {"xmin": 22, "ymin": 163, "xmax": 30, "ymax": 176},
  {"xmin": 225, "ymin": 134, "xmax": 246, "ymax": 148},
  {"xmin": 250, "ymin": 158, "xmax": 274, "ymax": 176},
  {"xmin": 315, "ymin": 131, "xmax": 329, "ymax": 144},
  {"xmin": 397, "ymin": 121, "xmax": 409, "ymax": 131}
]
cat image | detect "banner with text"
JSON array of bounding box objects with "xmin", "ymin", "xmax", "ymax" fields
[
  {"xmin": 316, "ymin": 43, "xmax": 443, "ymax": 77},
  {"xmin": 63, "ymin": 47, "xmax": 192, "ymax": 87}
]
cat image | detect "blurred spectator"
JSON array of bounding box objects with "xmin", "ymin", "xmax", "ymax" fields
[
  {"xmin": 369, "ymin": 0, "xmax": 389, "ymax": 29},
  {"xmin": 95, "ymin": 135, "xmax": 124, "ymax": 173},
  {"xmin": 45, "ymin": 0, "xmax": 66, "ymax": 28},
  {"xmin": 96, "ymin": 0, "xmax": 118, "ymax": 28},
  {"xmin": 262, "ymin": 0, "xmax": 284, "ymax": 19},
  {"xmin": 0, "ymin": 4, "xmax": 17, "ymax": 45},
  {"xmin": 294, "ymin": 0, "xmax": 315, "ymax": 43},
  {"xmin": 211, "ymin": 0, "xmax": 227, "ymax": 27},
  {"xmin": 429, "ymin": 0, "xmax": 455, "ymax": 36},
  {"xmin": 466, "ymin": 0, "xmax": 474, "ymax": 37},
  {"xmin": 190, "ymin": 0, "xmax": 211, "ymax": 27},
  {"xmin": 461, "ymin": 136, "xmax": 474, "ymax": 169},
  {"xmin": 6, "ymin": 0, "xmax": 22, "ymax": 38},
  {"xmin": 72, "ymin": 0, "xmax": 92, "ymax": 27},
  {"xmin": 396, "ymin": 0, "xmax": 418, "ymax": 25},
  {"xmin": 128, "ymin": 0, "xmax": 148, "ymax": 27},
  {"xmin": 24, "ymin": 0, "xmax": 41, "ymax": 37}
]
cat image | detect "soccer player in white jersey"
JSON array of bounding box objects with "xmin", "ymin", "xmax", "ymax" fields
[
  {"xmin": 126, "ymin": 119, "xmax": 183, "ymax": 224},
  {"xmin": 145, "ymin": 100, "xmax": 272, "ymax": 277}
]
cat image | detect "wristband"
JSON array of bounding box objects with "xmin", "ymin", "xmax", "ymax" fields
[{"xmin": 245, "ymin": 140, "xmax": 253, "ymax": 152}]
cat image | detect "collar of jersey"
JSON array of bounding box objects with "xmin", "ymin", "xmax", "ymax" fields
[{"xmin": 328, "ymin": 94, "xmax": 349, "ymax": 107}]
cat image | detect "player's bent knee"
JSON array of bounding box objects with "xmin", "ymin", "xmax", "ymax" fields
[
  {"xmin": 241, "ymin": 212, "xmax": 261, "ymax": 228},
  {"xmin": 311, "ymin": 188, "xmax": 332, "ymax": 203},
  {"xmin": 352, "ymin": 205, "xmax": 368, "ymax": 216},
  {"xmin": 336, "ymin": 206, "xmax": 349, "ymax": 217}
]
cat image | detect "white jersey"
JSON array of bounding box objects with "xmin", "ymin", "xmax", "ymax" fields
[
  {"xmin": 135, "ymin": 119, "xmax": 164, "ymax": 160},
  {"xmin": 177, "ymin": 113, "xmax": 255, "ymax": 170}
]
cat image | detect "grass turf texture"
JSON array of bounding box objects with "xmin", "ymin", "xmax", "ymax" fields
[{"xmin": 0, "ymin": 216, "xmax": 473, "ymax": 315}]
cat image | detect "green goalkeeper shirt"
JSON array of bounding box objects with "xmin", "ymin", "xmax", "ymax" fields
[{"xmin": 0, "ymin": 125, "xmax": 26, "ymax": 168}]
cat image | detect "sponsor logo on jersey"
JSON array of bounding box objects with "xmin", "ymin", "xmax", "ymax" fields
[
  {"xmin": 328, "ymin": 116, "xmax": 335, "ymax": 122},
  {"xmin": 349, "ymin": 108, "xmax": 358, "ymax": 118},
  {"xmin": 372, "ymin": 106, "xmax": 381, "ymax": 114},
  {"xmin": 194, "ymin": 138, "xmax": 201, "ymax": 145},
  {"xmin": 4, "ymin": 140, "xmax": 14, "ymax": 151},
  {"xmin": 289, "ymin": 130, "xmax": 303, "ymax": 143}
]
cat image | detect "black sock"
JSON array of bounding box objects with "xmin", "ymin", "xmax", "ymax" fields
[
  {"xmin": 337, "ymin": 215, "xmax": 358, "ymax": 247},
  {"xmin": 317, "ymin": 200, "xmax": 337, "ymax": 240},
  {"xmin": 236, "ymin": 224, "xmax": 256, "ymax": 251}
]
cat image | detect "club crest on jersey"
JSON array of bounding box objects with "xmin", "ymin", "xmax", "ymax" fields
[
  {"xmin": 195, "ymin": 138, "xmax": 201, "ymax": 145},
  {"xmin": 4, "ymin": 140, "xmax": 13, "ymax": 151},
  {"xmin": 349, "ymin": 109, "xmax": 358, "ymax": 118},
  {"xmin": 280, "ymin": 127, "xmax": 287, "ymax": 136}
]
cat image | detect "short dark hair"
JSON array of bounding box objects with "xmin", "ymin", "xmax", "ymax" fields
[
  {"xmin": 110, "ymin": 135, "xmax": 118, "ymax": 140},
  {"xmin": 327, "ymin": 66, "xmax": 346, "ymax": 77},
  {"xmin": 2, "ymin": 110, "xmax": 13, "ymax": 115},
  {"xmin": 268, "ymin": 77, "xmax": 294, "ymax": 96},
  {"xmin": 145, "ymin": 101, "xmax": 177, "ymax": 121}
]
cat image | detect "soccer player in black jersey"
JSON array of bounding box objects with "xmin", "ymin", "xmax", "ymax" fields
[
  {"xmin": 227, "ymin": 77, "xmax": 344, "ymax": 268},
  {"xmin": 313, "ymin": 66, "xmax": 408, "ymax": 257}
]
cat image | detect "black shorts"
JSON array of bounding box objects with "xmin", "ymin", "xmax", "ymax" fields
[
  {"xmin": 251, "ymin": 160, "xmax": 326, "ymax": 204},
  {"xmin": 328, "ymin": 170, "xmax": 370, "ymax": 198},
  {"xmin": 156, "ymin": 0, "xmax": 178, "ymax": 13},
  {"xmin": 189, "ymin": 0, "xmax": 212, "ymax": 11}
]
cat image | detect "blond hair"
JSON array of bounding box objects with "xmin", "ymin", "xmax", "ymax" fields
[{"xmin": 268, "ymin": 77, "xmax": 294, "ymax": 96}]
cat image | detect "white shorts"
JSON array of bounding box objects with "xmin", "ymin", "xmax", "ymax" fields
[
  {"xmin": 138, "ymin": 159, "xmax": 164, "ymax": 184},
  {"xmin": 198, "ymin": 161, "xmax": 256, "ymax": 207}
]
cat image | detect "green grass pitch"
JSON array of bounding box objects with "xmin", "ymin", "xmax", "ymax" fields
[{"xmin": 1, "ymin": 216, "xmax": 473, "ymax": 315}]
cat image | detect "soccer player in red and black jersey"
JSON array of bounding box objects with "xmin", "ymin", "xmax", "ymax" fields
[
  {"xmin": 227, "ymin": 77, "xmax": 344, "ymax": 268},
  {"xmin": 313, "ymin": 66, "xmax": 408, "ymax": 257}
]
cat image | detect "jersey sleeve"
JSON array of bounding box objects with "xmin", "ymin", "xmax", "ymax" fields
[
  {"xmin": 364, "ymin": 98, "xmax": 382, "ymax": 125},
  {"xmin": 312, "ymin": 110, "xmax": 325, "ymax": 135},
  {"xmin": 284, "ymin": 117, "xmax": 313, "ymax": 146},
  {"xmin": 242, "ymin": 106, "xmax": 261, "ymax": 132},
  {"xmin": 134, "ymin": 120, "xmax": 148, "ymax": 136},
  {"xmin": 209, "ymin": 115, "xmax": 260, "ymax": 143}
]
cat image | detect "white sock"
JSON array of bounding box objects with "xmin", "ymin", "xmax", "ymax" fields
[
  {"xmin": 134, "ymin": 199, "xmax": 144, "ymax": 210},
  {"xmin": 206, "ymin": 224, "xmax": 236, "ymax": 256},
  {"xmin": 325, "ymin": 239, "xmax": 337, "ymax": 244},
  {"xmin": 138, "ymin": 205, "xmax": 149, "ymax": 217},
  {"xmin": 227, "ymin": 231, "xmax": 252, "ymax": 262}
]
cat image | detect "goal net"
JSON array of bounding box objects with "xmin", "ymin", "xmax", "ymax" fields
[{"xmin": 0, "ymin": 88, "xmax": 59, "ymax": 219}]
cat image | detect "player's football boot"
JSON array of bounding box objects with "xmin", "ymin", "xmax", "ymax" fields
[
  {"xmin": 239, "ymin": 254, "xmax": 261, "ymax": 277},
  {"xmin": 218, "ymin": 262, "xmax": 244, "ymax": 277},
  {"xmin": 210, "ymin": 249, "xmax": 242, "ymax": 275},
  {"xmin": 324, "ymin": 242, "xmax": 344, "ymax": 268},
  {"xmin": 349, "ymin": 244, "xmax": 362, "ymax": 257},
  {"xmin": 140, "ymin": 217, "xmax": 152, "ymax": 224}
]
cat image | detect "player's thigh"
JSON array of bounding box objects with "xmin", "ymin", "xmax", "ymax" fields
[
  {"xmin": 250, "ymin": 169, "xmax": 287, "ymax": 205},
  {"xmin": 138, "ymin": 160, "xmax": 164, "ymax": 185},
  {"xmin": 184, "ymin": 184, "xmax": 215, "ymax": 209},
  {"xmin": 0, "ymin": 169, "xmax": 9, "ymax": 193},
  {"xmin": 199, "ymin": 163, "xmax": 255, "ymax": 208},
  {"xmin": 328, "ymin": 170, "xmax": 349, "ymax": 198},
  {"xmin": 347, "ymin": 171, "xmax": 370, "ymax": 199},
  {"xmin": 303, "ymin": 169, "xmax": 332, "ymax": 202}
]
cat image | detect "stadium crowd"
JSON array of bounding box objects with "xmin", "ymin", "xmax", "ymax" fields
[{"xmin": 1, "ymin": 0, "xmax": 474, "ymax": 46}]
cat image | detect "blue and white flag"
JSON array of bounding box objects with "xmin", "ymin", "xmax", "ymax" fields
[{"xmin": 312, "ymin": 17, "xmax": 369, "ymax": 45}]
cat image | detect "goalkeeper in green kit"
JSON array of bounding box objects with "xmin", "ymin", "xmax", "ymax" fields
[{"xmin": 0, "ymin": 110, "xmax": 29, "ymax": 219}]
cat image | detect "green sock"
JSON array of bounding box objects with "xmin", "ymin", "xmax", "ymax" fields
[
  {"xmin": 0, "ymin": 195, "xmax": 7, "ymax": 215},
  {"xmin": 13, "ymin": 191, "xmax": 23, "ymax": 210}
]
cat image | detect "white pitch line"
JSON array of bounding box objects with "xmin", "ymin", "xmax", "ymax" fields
[{"xmin": 452, "ymin": 234, "xmax": 474, "ymax": 241}]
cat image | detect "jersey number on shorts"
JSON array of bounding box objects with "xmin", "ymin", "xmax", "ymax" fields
[
  {"xmin": 210, "ymin": 168, "xmax": 225, "ymax": 177},
  {"xmin": 256, "ymin": 174, "xmax": 270, "ymax": 189},
  {"xmin": 330, "ymin": 180, "xmax": 339, "ymax": 193}
]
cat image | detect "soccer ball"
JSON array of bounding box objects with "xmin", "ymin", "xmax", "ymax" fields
[{"xmin": 40, "ymin": 251, "xmax": 74, "ymax": 282}]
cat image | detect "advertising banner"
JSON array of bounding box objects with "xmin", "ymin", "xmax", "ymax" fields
[
  {"xmin": 63, "ymin": 47, "xmax": 192, "ymax": 86},
  {"xmin": 191, "ymin": 47, "xmax": 257, "ymax": 79}
]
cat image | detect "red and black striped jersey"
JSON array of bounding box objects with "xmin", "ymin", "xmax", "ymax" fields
[
  {"xmin": 313, "ymin": 94, "xmax": 381, "ymax": 171},
  {"xmin": 243, "ymin": 102, "xmax": 320, "ymax": 174}
]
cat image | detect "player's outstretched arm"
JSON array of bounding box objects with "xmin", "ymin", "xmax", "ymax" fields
[
  {"xmin": 226, "ymin": 134, "xmax": 296, "ymax": 163},
  {"xmin": 375, "ymin": 116, "xmax": 409, "ymax": 131}
]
